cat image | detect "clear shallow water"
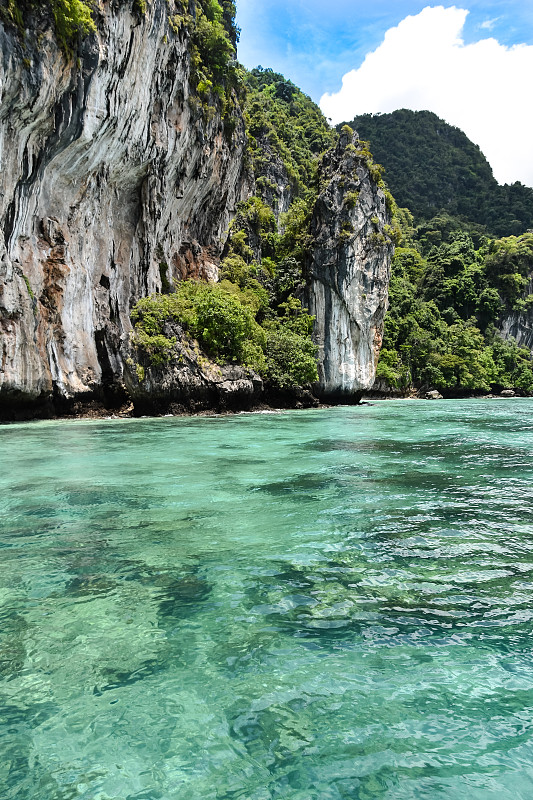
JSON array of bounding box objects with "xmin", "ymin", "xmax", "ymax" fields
[{"xmin": 1, "ymin": 400, "xmax": 533, "ymax": 800}]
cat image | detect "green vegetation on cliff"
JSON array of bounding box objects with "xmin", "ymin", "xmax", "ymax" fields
[
  {"xmin": 1, "ymin": 0, "xmax": 95, "ymax": 49},
  {"xmin": 376, "ymin": 213, "xmax": 533, "ymax": 394},
  {"xmin": 131, "ymin": 67, "xmax": 343, "ymax": 391},
  {"xmin": 244, "ymin": 67, "xmax": 336, "ymax": 204},
  {"xmin": 1, "ymin": 1, "xmax": 332, "ymax": 392},
  {"xmin": 348, "ymin": 110, "xmax": 533, "ymax": 238},
  {"xmin": 176, "ymin": 0, "xmax": 244, "ymax": 127},
  {"xmin": 131, "ymin": 280, "xmax": 319, "ymax": 390},
  {"xmin": 0, "ymin": 0, "xmax": 239, "ymax": 78}
]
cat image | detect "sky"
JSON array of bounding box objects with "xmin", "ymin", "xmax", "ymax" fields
[{"xmin": 236, "ymin": 1, "xmax": 533, "ymax": 187}]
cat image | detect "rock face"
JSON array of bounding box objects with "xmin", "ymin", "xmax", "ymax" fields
[
  {"xmin": 501, "ymin": 307, "xmax": 533, "ymax": 352},
  {"xmin": 425, "ymin": 390, "xmax": 444, "ymax": 400},
  {"xmin": 252, "ymin": 133, "xmax": 294, "ymax": 222},
  {"xmin": 0, "ymin": 0, "xmax": 248, "ymax": 414},
  {"xmin": 0, "ymin": 6, "xmax": 393, "ymax": 417},
  {"xmin": 499, "ymin": 267, "xmax": 533, "ymax": 362},
  {"xmin": 307, "ymin": 131, "xmax": 393, "ymax": 401}
]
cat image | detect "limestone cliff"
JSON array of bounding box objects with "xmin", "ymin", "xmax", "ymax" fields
[
  {"xmin": 306, "ymin": 130, "xmax": 393, "ymax": 400},
  {"xmin": 0, "ymin": 4, "xmax": 393, "ymax": 417},
  {"xmin": 501, "ymin": 307, "xmax": 533, "ymax": 352},
  {"xmin": 0, "ymin": 0, "xmax": 248, "ymax": 415},
  {"xmin": 500, "ymin": 265, "xmax": 533, "ymax": 352}
]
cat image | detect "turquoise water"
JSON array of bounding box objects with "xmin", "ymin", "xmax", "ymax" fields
[{"xmin": 1, "ymin": 400, "xmax": 533, "ymax": 800}]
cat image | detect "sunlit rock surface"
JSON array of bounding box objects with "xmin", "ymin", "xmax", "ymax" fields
[
  {"xmin": 307, "ymin": 131, "xmax": 393, "ymax": 401},
  {"xmin": 501, "ymin": 307, "xmax": 533, "ymax": 352},
  {"xmin": 0, "ymin": 0, "xmax": 248, "ymax": 413}
]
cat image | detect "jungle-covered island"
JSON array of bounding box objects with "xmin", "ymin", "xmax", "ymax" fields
[{"xmin": 0, "ymin": 0, "xmax": 532, "ymax": 419}]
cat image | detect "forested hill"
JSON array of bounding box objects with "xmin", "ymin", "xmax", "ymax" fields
[{"xmin": 345, "ymin": 109, "xmax": 533, "ymax": 238}]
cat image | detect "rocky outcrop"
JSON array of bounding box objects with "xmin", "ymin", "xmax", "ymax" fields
[
  {"xmin": 306, "ymin": 130, "xmax": 393, "ymax": 401},
  {"xmin": 124, "ymin": 324, "xmax": 264, "ymax": 415},
  {"xmin": 252, "ymin": 133, "xmax": 294, "ymax": 222},
  {"xmin": 501, "ymin": 307, "xmax": 533, "ymax": 352},
  {"xmin": 123, "ymin": 323, "xmax": 320, "ymax": 414},
  {"xmin": 0, "ymin": 0, "xmax": 249, "ymax": 415}
]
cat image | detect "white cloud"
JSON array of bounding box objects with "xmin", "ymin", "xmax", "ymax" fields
[
  {"xmin": 320, "ymin": 5, "xmax": 533, "ymax": 186},
  {"xmin": 479, "ymin": 17, "xmax": 499, "ymax": 30}
]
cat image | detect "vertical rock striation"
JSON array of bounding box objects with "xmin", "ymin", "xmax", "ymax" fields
[
  {"xmin": 0, "ymin": 10, "xmax": 393, "ymax": 417},
  {"xmin": 0, "ymin": 0, "xmax": 248, "ymax": 414},
  {"xmin": 307, "ymin": 130, "xmax": 393, "ymax": 401},
  {"xmin": 501, "ymin": 306, "xmax": 533, "ymax": 352}
]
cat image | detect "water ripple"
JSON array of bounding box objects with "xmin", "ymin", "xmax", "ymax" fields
[{"xmin": 1, "ymin": 401, "xmax": 533, "ymax": 798}]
